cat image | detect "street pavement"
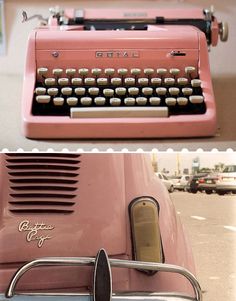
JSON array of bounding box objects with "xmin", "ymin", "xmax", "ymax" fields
[{"xmin": 171, "ymin": 191, "xmax": 236, "ymax": 301}]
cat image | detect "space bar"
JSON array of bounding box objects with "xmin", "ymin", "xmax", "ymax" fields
[{"xmin": 70, "ymin": 107, "xmax": 169, "ymax": 118}]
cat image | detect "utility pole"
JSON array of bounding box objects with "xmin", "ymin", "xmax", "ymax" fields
[
  {"xmin": 176, "ymin": 153, "xmax": 181, "ymax": 175},
  {"xmin": 151, "ymin": 153, "xmax": 158, "ymax": 172}
]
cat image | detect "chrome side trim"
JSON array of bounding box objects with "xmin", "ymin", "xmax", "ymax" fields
[{"xmin": 5, "ymin": 256, "xmax": 202, "ymax": 301}]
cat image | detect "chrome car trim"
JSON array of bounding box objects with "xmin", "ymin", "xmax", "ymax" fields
[{"xmin": 5, "ymin": 252, "xmax": 202, "ymax": 301}]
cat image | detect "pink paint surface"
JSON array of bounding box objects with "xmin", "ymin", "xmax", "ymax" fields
[{"xmin": 0, "ymin": 154, "xmax": 196, "ymax": 297}]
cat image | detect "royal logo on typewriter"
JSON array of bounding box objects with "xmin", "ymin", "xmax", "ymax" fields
[
  {"xmin": 95, "ymin": 50, "xmax": 139, "ymax": 58},
  {"xmin": 18, "ymin": 220, "xmax": 54, "ymax": 248}
]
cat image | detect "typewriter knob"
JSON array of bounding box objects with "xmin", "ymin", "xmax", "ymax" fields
[{"xmin": 219, "ymin": 22, "xmax": 229, "ymax": 42}]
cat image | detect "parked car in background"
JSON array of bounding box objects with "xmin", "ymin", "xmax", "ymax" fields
[
  {"xmin": 155, "ymin": 172, "xmax": 174, "ymax": 192},
  {"xmin": 198, "ymin": 173, "xmax": 219, "ymax": 194},
  {"xmin": 216, "ymin": 165, "xmax": 236, "ymax": 195},
  {"xmin": 170, "ymin": 176, "xmax": 182, "ymax": 190},
  {"xmin": 170, "ymin": 175, "xmax": 191, "ymax": 191},
  {"xmin": 186, "ymin": 172, "xmax": 211, "ymax": 193},
  {"xmin": 0, "ymin": 153, "xmax": 201, "ymax": 301},
  {"xmin": 179, "ymin": 175, "xmax": 191, "ymax": 191}
]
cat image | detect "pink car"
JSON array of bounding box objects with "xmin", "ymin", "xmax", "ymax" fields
[{"xmin": 0, "ymin": 153, "xmax": 202, "ymax": 301}]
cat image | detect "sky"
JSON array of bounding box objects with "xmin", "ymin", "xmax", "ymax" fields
[{"xmin": 150, "ymin": 151, "xmax": 236, "ymax": 175}]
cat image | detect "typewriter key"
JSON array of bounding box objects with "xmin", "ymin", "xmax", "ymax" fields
[
  {"xmin": 189, "ymin": 95, "xmax": 204, "ymax": 104},
  {"xmin": 165, "ymin": 97, "xmax": 176, "ymax": 106}
]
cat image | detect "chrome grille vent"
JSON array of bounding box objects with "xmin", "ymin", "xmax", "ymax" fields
[{"xmin": 6, "ymin": 154, "xmax": 81, "ymax": 214}]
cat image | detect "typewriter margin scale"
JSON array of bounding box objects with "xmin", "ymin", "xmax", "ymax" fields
[{"xmin": 21, "ymin": 7, "xmax": 228, "ymax": 139}]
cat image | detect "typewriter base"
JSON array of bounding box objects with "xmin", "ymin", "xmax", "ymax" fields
[{"xmin": 23, "ymin": 115, "xmax": 217, "ymax": 139}]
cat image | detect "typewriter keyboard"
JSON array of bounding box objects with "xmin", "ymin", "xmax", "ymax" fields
[{"xmin": 33, "ymin": 67, "xmax": 206, "ymax": 118}]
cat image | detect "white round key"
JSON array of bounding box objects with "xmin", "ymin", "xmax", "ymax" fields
[
  {"xmin": 136, "ymin": 97, "xmax": 147, "ymax": 105},
  {"xmin": 169, "ymin": 87, "xmax": 180, "ymax": 96},
  {"xmin": 115, "ymin": 87, "xmax": 126, "ymax": 96},
  {"xmin": 66, "ymin": 68, "xmax": 76, "ymax": 76},
  {"xmin": 185, "ymin": 66, "xmax": 196, "ymax": 74},
  {"xmin": 88, "ymin": 87, "xmax": 99, "ymax": 96},
  {"xmin": 81, "ymin": 97, "xmax": 92, "ymax": 106},
  {"xmin": 128, "ymin": 87, "xmax": 139, "ymax": 96},
  {"xmin": 75, "ymin": 87, "xmax": 86, "ymax": 96},
  {"xmin": 104, "ymin": 68, "xmax": 115, "ymax": 75},
  {"xmin": 149, "ymin": 97, "xmax": 161, "ymax": 105},
  {"xmin": 144, "ymin": 68, "xmax": 154, "ymax": 75},
  {"xmin": 61, "ymin": 87, "xmax": 72, "ymax": 96},
  {"xmin": 165, "ymin": 97, "xmax": 176, "ymax": 106},
  {"xmin": 84, "ymin": 78, "xmax": 96, "ymax": 85},
  {"xmin": 35, "ymin": 87, "xmax": 46, "ymax": 95},
  {"xmin": 79, "ymin": 68, "xmax": 89, "ymax": 76},
  {"xmin": 53, "ymin": 97, "xmax": 64, "ymax": 106},
  {"xmin": 157, "ymin": 68, "xmax": 167, "ymax": 76},
  {"xmin": 182, "ymin": 88, "xmax": 193, "ymax": 96},
  {"xmin": 47, "ymin": 88, "xmax": 58, "ymax": 96},
  {"xmin": 67, "ymin": 97, "xmax": 78, "ymax": 106},
  {"xmin": 36, "ymin": 95, "xmax": 50, "ymax": 103},
  {"xmin": 103, "ymin": 89, "xmax": 114, "ymax": 97},
  {"xmin": 53, "ymin": 68, "xmax": 63, "ymax": 76},
  {"xmin": 131, "ymin": 68, "xmax": 141, "ymax": 75},
  {"xmin": 177, "ymin": 78, "xmax": 188, "ymax": 85},
  {"xmin": 169, "ymin": 68, "xmax": 180, "ymax": 76},
  {"xmin": 58, "ymin": 78, "xmax": 69, "ymax": 86},
  {"xmin": 110, "ymin": 98, "xmax": 121, "ymax": 106},
  {"xmin": 138, "ymin": 78, "xmax": 149, "ymax": 85},
  {"xmin": 97, "ymin": 78, "xmax": 108, "ymax": 85},
  {"xmin": 125, "ymin": 77, "xmax": 135, "ymax": 85},
  {"xmin": 191, "ymin": 79, "xmax": 201, "ymax": 88},
  {"xmin": 177, "ymin": 97, "xmax": 188, "ymax": 106},
  {"xmin": 151, "ymin": 78, "xmax": 162, "ymax": 85},
  {"xmin": 118, "ymin": 68, "xmax": 128, "ymax": 75},
  {"xmin": 95, "ymin": 97, "xmax": 106, "ymax": 105},
  {"xmin": 71, "ymin": 78, "xmax": 82, "ymax": 85},
  {"xmin": 164, "ymin": 78, "xmax": 175, "ymax": 85},
  {"xmin": 91, "ymin": 68, "xmax": 102, "ymax": 76},
  {"xmin": 45, "ymin": 78, "xmax": 56, "ymax": 86},
  {"xmin": 142, "ymin": 87, "xmax": 153, "ymax": 96},
  {"xmin": 37, "ymin": 67, "xmax": 48, "ymax": 76},
  {"xmin": 156, "ymin": 87, "xmax": 167, "ymax": 95},
  {"xmin": 111, "ymin": 77, "xmax": 122, "ymax": 85},
  {"xmin": 189, "ymin": 95, "xmax": 204, "ymax": 104},
  {"xmin": 124, "ymin": 97, "xmax": 135, "ymax": 106}
]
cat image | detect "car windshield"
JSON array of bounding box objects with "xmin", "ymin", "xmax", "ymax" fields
[{"xmin": 222, "ymin": 165, "xmax": 236, "ymax": 173}]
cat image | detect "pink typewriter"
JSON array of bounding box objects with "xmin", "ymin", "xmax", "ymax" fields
[
  {"xmin": 0, "ymin": 153, "xmax": 202, "ymax": 301},
  {"xmin": 22, "ymin": 7, "xmax": 228, "ymax": 139}
]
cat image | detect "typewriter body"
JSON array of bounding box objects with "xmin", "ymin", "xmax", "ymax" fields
[
  {"xmin": 22, "ymin": 7, "xmax": 228, "ymax": 138},
  {"xmin": 0, "ymin": 153, "xmax": 201, "ymax": 301}
]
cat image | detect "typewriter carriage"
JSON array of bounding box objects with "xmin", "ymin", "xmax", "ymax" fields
[{"xmin": 22, "ymin": 6, "xmax": 228, "ymax": 46}]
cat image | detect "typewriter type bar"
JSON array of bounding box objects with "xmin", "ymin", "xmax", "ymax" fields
[{"xmin": 21, "ymin": 7, "xmax": 228, "ymax": 138}]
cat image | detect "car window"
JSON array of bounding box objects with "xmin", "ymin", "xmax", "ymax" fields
[
  {"xmin": 185, "ymin": 176, "xmax": 190, "ymax": 180},
  {"xmin": 223, "ymin": 165, "xmax": 236, "ymax": 173},
  {"xmin": 158, "ymin": 174, "xmax": 162, "ymax": 179},
  {"xmin": 163, "ymin": 175, "xmax": 168, "ymax": 180}
]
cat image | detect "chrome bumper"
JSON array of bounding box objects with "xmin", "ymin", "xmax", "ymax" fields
[
  {"xmin": 0, "ymin": 294, "xmax": 198, "ymax": 301},
  {"xmin": 3, "ymin": 249, "xmax": 202, "ymax": 301}
]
